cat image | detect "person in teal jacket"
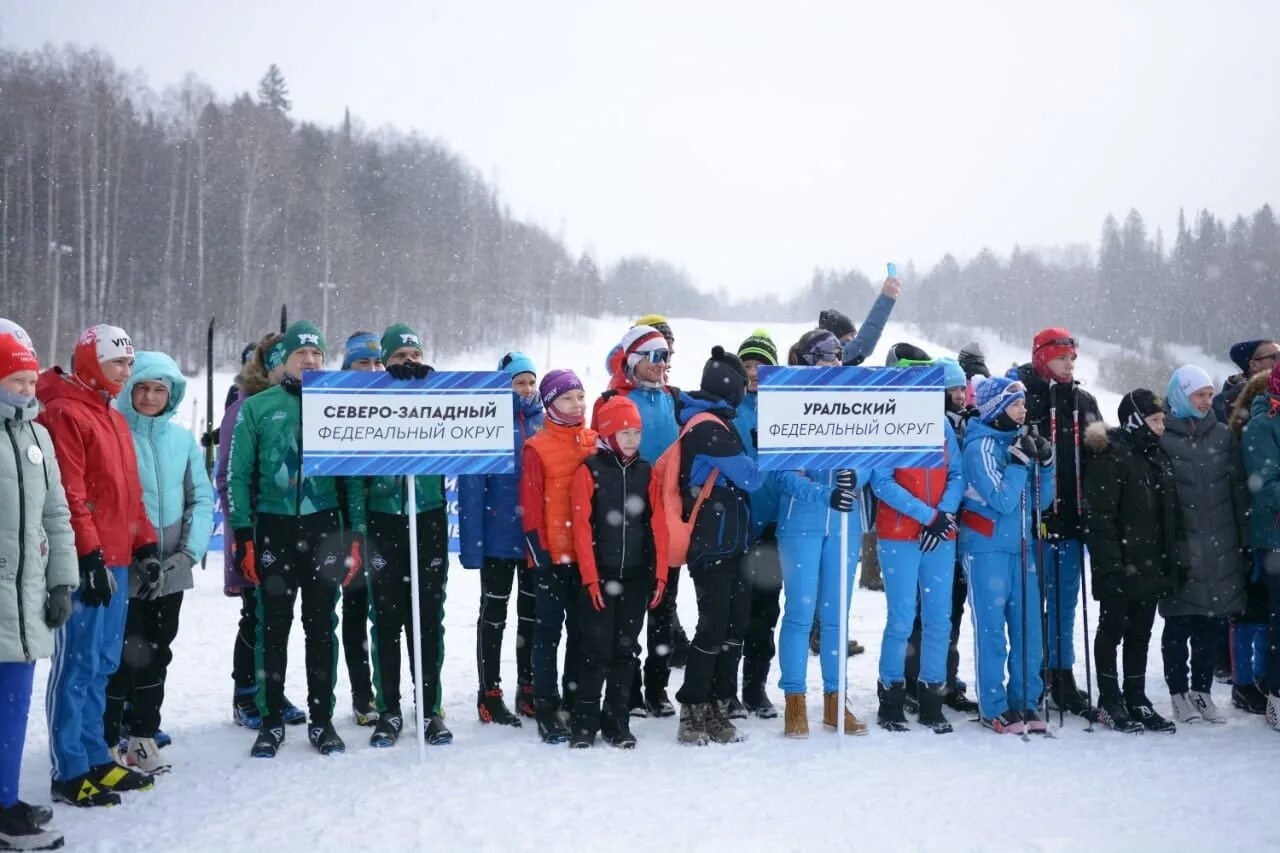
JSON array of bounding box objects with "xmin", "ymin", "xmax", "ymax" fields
[
  {"xmin": 103, "ymin": 351, "xmax": 213, "ymax": 773},
  {"xmin": 1241, "ymin": 359, "xmax": 1280, "ymax": 729},
  {"xmin": 348, "ymin": 324, "xmax": 452, "ymax": 749}
]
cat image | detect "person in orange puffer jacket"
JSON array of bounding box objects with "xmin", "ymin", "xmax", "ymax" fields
[{"xmin": 520, "ymin": 369, "xmax": 596, "ymax": 744}]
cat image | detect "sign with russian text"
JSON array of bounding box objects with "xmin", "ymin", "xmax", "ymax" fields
[
  {"xmin": 756, "ymin": 365, "xmax": 945, "ymax": 471},
  {"xmin": 301, "ymin": 370, "xmax": 515, "ymax": 477}
]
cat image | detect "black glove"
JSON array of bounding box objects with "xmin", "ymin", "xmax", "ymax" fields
[
  {"xmin": 918, "ymin": 511, "xmax": 957, "ymax": 553},
  {"xmin": 1029, "ymin": 428, "xmax": 1054, "ymax": 464},
  {"xmin": 136, "ymin": 555, "xmax": 163, "ymax": 599},
  {"xmin": 78, "ymin": 550, "xmax": 114, "ymax": 608},
  {"xmin": 829, "ymin": 489, "xmax": 855, "ymax": 512},
  {"xmin": 45, "ymin": 585, "xmax": 73, "ymax": 628},
  {"xmin": 835, "ymin": 469, "xmax": 857, "ymax": 491},
  {"xmin": 386, "ymin": 361, "xmax": 434, "ymax": 381},
  {"xmin": 1009, "ymin": 434, "xmax": 1037, "ymax": 466},
  {"xmin": 200, "ymin": 427, "xmax": 220, "ymax": 449}
]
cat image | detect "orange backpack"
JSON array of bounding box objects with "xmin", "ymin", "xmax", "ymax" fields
[{"xmin": 649, "ymin": 412, "xmax": 723, "ymax": 568}]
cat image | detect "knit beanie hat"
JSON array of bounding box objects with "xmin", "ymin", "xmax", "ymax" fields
[
  {"xmin": 0, "ymin": 333, "xmax": 39, "ymax": 381},
  {"xmin": 343, "ymin": 331, "xmax": 381, "ymax": 369},
  {"xmin": 281, "ymin": 321, "xmax": 326, "ymax": 362},
  {"xmin": 1228, "ymin": 340, "xmax": 1268, "ymax": 374},
  {"xmin": 540, "ymin": 369, "xmax": 585, "ymax": 425},
  {"xmin": 595, "ymin": 395, "xmax": 642, "ymax": 458},
  {"xmin": 265, "ymin": 340, "xmax": 287, "ymax": 373},
  {"xmin": 937, "ymin": 357, "xmax": 966, "ymax": 390},
  {"xmin": 700, "ymin": 346, "xmax": 748, "ymax": 408},
  {"xmin": 621, "ymin": 325, "xmax": 669, "ymax": 366},
  {"xmin": 72, "ymin": 324, "xmax": 135, "ymax": 396},
  {"xmin": 633, "ymin": 314, "xmax": 674, "ymax": 347},
  {"xmin": 1032, "ymin": 328, "xmax": 1077, "ymax": 380},
  {"xmin": 380, "ymin": 323, "xmax": 422, "ymax": 363},
  {"xmin": 818, "ymin": 308, "xmax": 855, "ymax": 340},
  {"xmin": 240, "ymin": 342, "xmax": 257, "ymax": 365},
  {"xmin": 499, "ymin": 351, "xmax": 537, "ymax": 379},
  {"xmin": 1118, "ymin": 388, "xmax": 1163, "ymax": 433},
  {"xmin": 737, "ymin": 329, "xmax": 778, "ymax": 366},
  {"xmin": 1166, "ymin": 365, "xmax": 1214, "ymax": 420},
  {"xmin": 958, "ymin": 342, "xmax": 990, "ymax": 379},
  {"xmin": 0, "ymin": 319, "xmax": 35, "ymax": 355},
  {"xmin": 885, "ymin": 342, "xmax": 932, "ymax": 367},
  {"xmin": 975, "ymin": 376, "xmax": 1026, "ymax": 424}
]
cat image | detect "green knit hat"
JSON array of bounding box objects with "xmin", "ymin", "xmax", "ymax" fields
[
  {"xmin": 737, "ymin": 328, "xmax": 778, "ymax": 366},
  {"xmin": 381, "ymin": 323, "xmax": 423, "ymax": 363},
  {"xmin": 281, "ymin": 321, "xmax": 326, "ymax": 361}
]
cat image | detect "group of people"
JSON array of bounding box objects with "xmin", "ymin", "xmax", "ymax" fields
[{"xmin": 2, "ymin": 288, "xmax": 1279, "ymax": 849}]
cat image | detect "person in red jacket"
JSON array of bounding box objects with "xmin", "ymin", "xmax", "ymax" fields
[
  {"xmin": 38, "ymin": 324, "xmax": 160, "ymax": 807},
  {"xmin": 520, "ymin": 369, "xmax": 596, "ymax": 744}
]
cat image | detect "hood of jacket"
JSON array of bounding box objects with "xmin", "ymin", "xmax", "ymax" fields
[
  {"xmin": 678, "ymin": 390, "xmax": 734, "ymax": 423},
  {"xmin": 36, "ymin": 366, "xmax": 109, "ymax": 412},
  {"xmin": 119, "ymin": 351, "xmax": 186, "ymax": 428}
]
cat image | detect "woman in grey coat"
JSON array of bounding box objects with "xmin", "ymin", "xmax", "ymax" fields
[
  {"xmin": 0, "ymin": 332, "xmax": 77, "ymax": 851},
  {"xmin": 1159, "ymin": 366, "xmax": 1250, "ymax": 725}
]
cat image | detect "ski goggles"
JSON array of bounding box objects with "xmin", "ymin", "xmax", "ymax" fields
[
  {"xmin": 893, "ymin": 358, "xmax": 935, "ymax": 368},
  {"xmin": 804, "ymin": 346, "xmax": 842, "ymax": 365},
  {"xmin": 1034, "ymin": 337, "xmax": 1078, "ymax": 353},
  {"xmin": 642, "ymin": 349, "xmax": 671, "ymax": 364}
]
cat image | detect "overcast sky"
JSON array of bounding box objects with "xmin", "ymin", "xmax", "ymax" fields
[{"xmin": 5, "ymin": 1, "xmax": 1278, "ymax": 298}]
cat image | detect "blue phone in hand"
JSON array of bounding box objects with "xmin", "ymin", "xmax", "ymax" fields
[{"xmin": 887, "ymin": 262, "xmax": 897, "ymax": 278}]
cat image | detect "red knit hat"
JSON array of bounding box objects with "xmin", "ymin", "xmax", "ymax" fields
[
  {"xmin": 1032, "ymin": 327, "xmax": 1077, "ymax": 380},
  {"xmin": 595, "ymin": 395, "xmax": 642, "ymax": 438},
  {"xmin": 0, "ymin": 333, "xmax": 39, "ymax": 380}
]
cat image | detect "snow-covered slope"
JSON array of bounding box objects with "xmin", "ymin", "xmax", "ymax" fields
[{"xmin": 20, "ymin": 316, "xmax": 1271, "ymax": 852}]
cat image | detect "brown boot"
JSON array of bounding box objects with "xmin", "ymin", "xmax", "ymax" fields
[
  {"xmin": 783, "ymin": 694, "xmax": 809, "ymax": 739},
  {"xmin": 824, "ymin": 691, "xmax": 869, "ymax": 736}
]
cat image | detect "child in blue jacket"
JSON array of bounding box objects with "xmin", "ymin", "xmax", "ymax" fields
[
  {"xmin": 959, "ymin": 377, "xmax": 1054, "ymax": 735},
  {"xmin": 458, "ymin": 352, "xmax": 544, "ymax": 724}
]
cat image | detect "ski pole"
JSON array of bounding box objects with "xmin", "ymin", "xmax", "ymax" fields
[
  {"xmin": 1030, "ymin": 439, "xmax": 1051, "ymax": 729},
  {"xmin": 1073, "ymin": 392, "xmax": 1095, "ymax": 732},
  {"xmin": 1019, "ymin": 484, "xmax": 1030, "ymax": 743},
  {"xmin": 202, "ymin": 316, "xmax": 215, "ymax": 574}
]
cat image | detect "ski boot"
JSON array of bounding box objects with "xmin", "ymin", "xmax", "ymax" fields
[
  {"xmin": 307, "ymin": 722, "xmax": 346, "ymax": 755},
  {"xmin": 250, "ymin": 723, "xmax": 286, "ymax": 758},
  {"xmin": 369, "ymin": 712, "xmax": 404, "ymax": 748},
  {"xmin": 477, "ymin": 689, "xmax": 522, "ymax": 726}
]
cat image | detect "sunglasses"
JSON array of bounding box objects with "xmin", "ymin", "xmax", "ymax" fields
[{"xmin": 644, "ymin": 349, "xmax": 671, "ymax": 364}]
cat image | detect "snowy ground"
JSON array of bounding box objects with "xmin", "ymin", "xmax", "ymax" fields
[{"xmin": 19, "ymin": 314, "xmax": 1276, "ymax": 852}]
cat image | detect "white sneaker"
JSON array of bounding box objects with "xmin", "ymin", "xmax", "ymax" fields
[
  {"xmin": 128, "ymin": 737, "xmax": 173, "ymax": 774},
  {"xmin": 1170, "ymin": 692, "xmax": 1202, "ymax": 723},
  {"xmin": 1266, "ymin": 693, "xmax": 1280, "ymax": 732},
  {"xmin": 1188, "ymin": 690, "xmax": 1226, "ymax": 725}
]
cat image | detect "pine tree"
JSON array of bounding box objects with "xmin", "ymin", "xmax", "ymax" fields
[{"xmin": 257, "ymin": 64, "xmax": 292, "ymax": 114}]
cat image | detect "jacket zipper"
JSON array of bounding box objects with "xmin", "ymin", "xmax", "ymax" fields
[
  {"xmin": 150, "ymin": 430, "xmax": 165, "ymax": 555},
  {"xmin": 8, "ymin": 423, "xmax": 31, "ymax": 661},
  {"xmin": 295, "ymin": 397, "xmax": 304, "ymax": 518},
  {"xmin": 618, "ymin": 457, "xmax": 627, "ymax": 580}
]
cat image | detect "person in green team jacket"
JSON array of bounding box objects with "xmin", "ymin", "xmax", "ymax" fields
[
  {"xmin": 347, "ymin": 324, "xmax": 452, "ymax": 749},
  {"xmin": 228, "ymin": 320, "xmax": 365, "ymax": 759}
]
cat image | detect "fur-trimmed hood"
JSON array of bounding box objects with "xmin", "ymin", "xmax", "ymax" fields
[
  {"xmin": 234, "ymin": 332, "xmax": 281, "ymax": 399},
  {"xmin": 1083, "ymin": 420, "xmax": 1112, "ymax": 453},
  {"xmin": 1230, "ymin": 371, "xmax": 1271, "ymax": 437}
]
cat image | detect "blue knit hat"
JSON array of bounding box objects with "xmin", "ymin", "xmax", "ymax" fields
[
  {"xmin": 499, "ymin": 351, "xmax": 536, "ymax": 378},
  {"xmin": 937, "ymin": 357, "xmax": 966, "ymax": 389},
  {"xmin": 343, "ymin": 332, "xmax": 381, "ymax": 369},
  {"xmin": 975, "ymin": 376, "xmax": 1026, "ymax": 423}
]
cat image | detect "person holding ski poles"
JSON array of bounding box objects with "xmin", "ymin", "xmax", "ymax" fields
[
  {"xmin": 959, "ymin": 377, "xmax": 1055, "ymax": 735},
  {"xmin": 872, "ymin": 346, "xmax": 964, "ymax": 734},
  {"xmin": 1015, "ymin": 329, "xmax": 1102, "ymax": 719},
  {"xmin": 1082, "ymin": 390, "xmax": 1180, "ymax": 734}
]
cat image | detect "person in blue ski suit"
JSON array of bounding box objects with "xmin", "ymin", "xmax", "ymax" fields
[
  {"xmin": 104, "ymin": 351, "xmax": 213, "ymax": 772},
  {"xmin": 959, "ymin": 376, "xmax": 1055, "ymax": 735},
  {"xmin": 818, "ymin": 273, "xmax": 901, "ymax": 368},
  {"xmin": 458, "ymin": 351, "xmax": 544, "ymax": 724},
  {"xmin": 871, "ymin": 349, "xmax": 964, "ymax": 733},
  {"xmin": 774, "ymin": 330, "xmax": 866, "ymax": 737}
]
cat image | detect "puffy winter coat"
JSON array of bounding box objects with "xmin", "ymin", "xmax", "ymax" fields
[
  {"xmin": 958, "ymin": 419, "xmax": 1055, "ymax": 554},
  {"xmin": 458, "ymin": 394, "xmax": 543, "ymax": 567},
  {"xmin": 1, "ymin": 395, "xmax": 77, "ymax": 662},
  {"xmin": 732, "ymin": 390, "xmax": 781, "ymax": 540},
  {"xmin": 118, "ymin": 352, "xmax": 214, "ymax": 597},
  {"xmin": 570, "ymin": 448, "xmax": 661, "ymax": 587},
  {"xmin": 1243, "ymin": 391, "xmax": 1280, "ymax": 551},
  {"xmin": 36, "ymin": 368, "xmax": 157, "ymax": 565},
  {"xmin": 1158, "ymin": 413, "xmax": 1249, "ymax": 618},
  {"xmin": 520, "ymin": 419, "xmax": 597, "ymax": 564},
  {"xmin": 871, "ymin": 420, "xmax": 964, "ymax": 541},
  {"xmin": 1082, "ymin": 423, "xmax": 1183, "ymax": 602}
]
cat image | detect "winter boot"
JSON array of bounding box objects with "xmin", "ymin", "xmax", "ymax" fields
[
  {"xmin": 11, "ymin": 802, "xmax": 52, "ymax": 829},
  {"xmin": 250, "ymin": 722, "xmax": 286, "ymax": 758},
  {"xmin": 92, "ymin": 761, "xmax": 153, "ymax": 793},
  {"xmin": 783, "ymin": 693, "xmax": 809, "ymax": 739},
  {"xmin": 677, "ymin": 703, "xmax": 710, "ymax": 746},
  {"xmin": 943, "ymin": 684, "xmax": 980, "ymax": 715},
  {"xmin": 126, "ymin": 737, "xmax": 172, "ymax": 774},
  {"xmin": 877, "ymin": 682, "xmax": 910, "ymax": 733},
  {"xmin": 369, "ymin": 712, "xmax": 404, "ymax": 748},
  {"xmin": 902, "ymin": 681, "xmax": 920, "ymax": 716},
  {"xmin": 515, "ymin": 684, "xmax": 537, "ymax": 719},
  {"xmin": 535, "ymin": 698, "xmax": 570, "ymax": 745},
  {"xmin": 1266, "ymin": 692, "xmax": 1280, "ymax": 731},
  {"xmin": 477, "ymin": 689, "xmax": 522, "ymax": 727},
  {"xmin": 847, "ymin": 638, "xmax": 866, "ymax": 657},
  {"xmin": 601, "ymin": 705, "xmax": 637, "ymax": 749},
  {"xmin": 232, "ymin": 687, "xmax": 262, "ymax": 730},
  {"xmin": 824, "ymin": 691, "xmax": 868, "ymax": 735},
  {"xmin": 425, "ymin": 715, "xmax": 453, "ymax": 745},
  {"xmin": 49, "ymin": 774, "xmax": 120, "ymax": 808},
  {"xmin": 1048, "ymin": 669, "xmax": 1093, "ymax": 717},
  {"xmin": 628, "ymin": 672, "xmax": 649, "ymax": 719},
  {"xmin": 0, "ymin": 803, "xmax": 63, "ymax": 851},
  {"xmin": 981, "ymin": 710, "xmax": 1025, "ymax": 735},
  {"xmin": 352, "ymin": 696, "xmax": 379, "ymax": 727},
  {"xmin": 1169, "ymin": 692, "xmax": 1202, "ymax": 723},
  {"xmin": 671, "ymin": 618, "xmax": 690, "ymax": 669},
  {"xmin": 1231, "ymin": 682, "xmax": 1268, "ymax": 715},
  {"xmin": 307, "ymin": 722, "xmax": 346, "ymax": 756},
  {"xmin": 917, "ymin": 683, "xmax": 954, "ymax": 734},
  {"xmin": 281, "ymin": 697, "xmax": 307, "ymax": 726},
  {"xmin": 644, "ymin": 689, "xmax": 676, "ymax": 718},
  {"xmin": 1126, "ymin": 696, "xmax": 1176, "ymax": 734},
  {"xmin": 742, "ymin": 659, "xmax": 777, "ymax": 719},
  {"xmin": 705, "ymin": 699, "xmax": 745, "ymax": 744},
  {"xmin": 1188, "ymin": 690, "xmax": 1227, "ymax": 724},
  {"xmin": 718, "ymin": 695, "xmax": 748, "ymax": 721}
]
